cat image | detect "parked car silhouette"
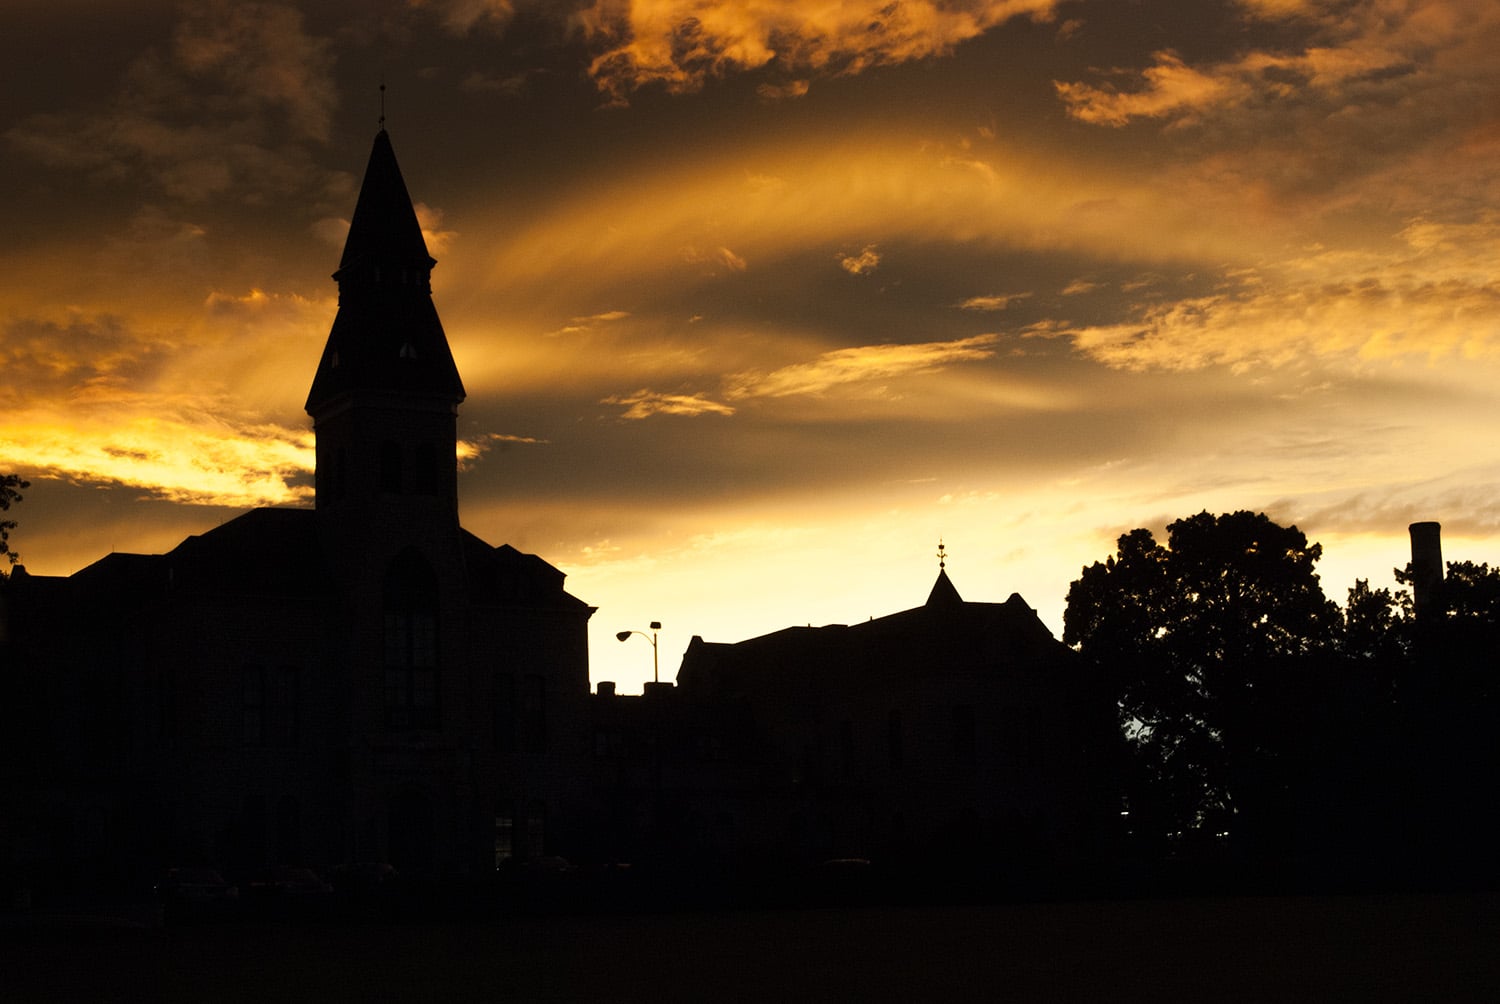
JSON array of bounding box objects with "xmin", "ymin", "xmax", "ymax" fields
[
  {"xmin": 154, "ymin": 867, "xmax": 238, "ymax": 920},
  {"xmin": 242, "ymin": 866, "xmax": 333, "ymax": 916}
]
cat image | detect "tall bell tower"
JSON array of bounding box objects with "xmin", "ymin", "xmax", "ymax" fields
[
  {"xmin": 306, "ymin": 129, "xmax": 470, "ymax": 741},
  {"xmin": 306, "ymin": 129, "xmax": 466, "ymax": 543}
]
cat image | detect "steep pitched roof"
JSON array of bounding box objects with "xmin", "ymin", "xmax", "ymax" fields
[
  {"xmin": 305, "ymin": 130, "xmax": 465, "ymax": 414},
  {"xmin": 337, "ymin": 130, "xmax": 434, "ymax": 281},
  {"xmin": 461, "ymin": 533, "xmax": 595, "ymax": 612},
  {"xmin": 926, "ymin": 567, "xmax": 963, "ymax": 607}
]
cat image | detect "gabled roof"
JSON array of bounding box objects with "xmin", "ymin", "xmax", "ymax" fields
[
  {"xmin": 56, "ymin": 509, "xmax": 330, "ymax": 603},
  {"xmin": 461, "ymin": 533, "xmax": 595, "ymax": 612},
  {"xmin": 677, "ymin": 567, "xmax": 1070, "ymax": 694}
]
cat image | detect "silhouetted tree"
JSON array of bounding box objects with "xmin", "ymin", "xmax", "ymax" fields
[
  {"xmin": 1384, "ymin": 557, "xmax": 1500, "ymax": 882},
  {"xmin": 1064, "ymin": 511, "xmax": 1341, "ymax": 863},
  {"xmin": 1432, "ymin": 560, "xmax": 1500, "ymax": 627},
  {"xmin": 0, "ymin": 473, "xmax": 28, "ymax": 575}
]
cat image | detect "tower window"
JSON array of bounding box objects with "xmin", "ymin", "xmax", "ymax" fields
[
  {"xmin": 242, "ymin": 665, "xmax": 264, "ymax": 746},
  {"xmin": 383, "ymin": 550, "xmax": 440, "ymax": 730},
  {"xmin": 415, "ymin": 443, "xmax": 439, "ymax": 496},
  {"xmin": 379, "ymin": 441, "xmax": 402, "ymax": 494},
  {"xmin": 522, "ymin": 674, "xmax": 547, "ymax": 753}
]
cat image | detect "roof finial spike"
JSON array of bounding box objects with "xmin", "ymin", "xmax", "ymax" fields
[
  {"xmin": 379, "ymin": 81, "xmax": 387, "ymax": 129},
  {"xmin": 937, "ymin": 538, "xmax": 947, "ymax": 570}
]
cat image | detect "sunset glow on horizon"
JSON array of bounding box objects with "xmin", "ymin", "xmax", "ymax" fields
[{"xmin": 5, "ymin": 0, "xmax": 1500, "ymax": 691}]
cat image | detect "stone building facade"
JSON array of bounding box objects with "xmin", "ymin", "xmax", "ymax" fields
[{"xmin": 1, "ymin": 130, "xmax": 595, "ymax": 890}]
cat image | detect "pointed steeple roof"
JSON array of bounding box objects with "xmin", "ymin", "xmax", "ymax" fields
[
  {"xmin": 305, "ymin": 130, "xmax": 465, "ymax": 415},
  {"xmin": 926, "ymin": 567, "xmax": 963, "ymax": 607},
  {"xmin": 336, "ymin": 129, "xmax": 435, "ymax": 282},
  {"xmin": 926, "ymin": 539, "xmax": 962, "ymax": 607}
]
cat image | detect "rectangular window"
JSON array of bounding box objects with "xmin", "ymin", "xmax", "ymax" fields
[
  {"xmin": 525, "ymin": 801, "xmax": 546, "ymax": 858},
  {"xmin": 494, "ymin": 813, "xmax": 514, "ymax": 868},
  {"xmin": 411, "ymin": 613, "xmax": 437, "ymax": 668},
  {"xmin": 242, "ymin": 665, "xmax": 264, "ymax": 746},
  {"xmin": 267, "ymin": 666, "xmax": 299, "ymax": 748},
  {"xmin": 384, "ymin": 611, "xmax": 440, "ymax": 730},
  {"xmin": 840, "ymin": 719, "xmax": 855, "ymax": 779},
  {"xmin": 384, "ymin": 612, "xmax": 408, "ymax": 667},
  {"xmin": 953, "ymin": 704, "xmax": 975, "ymax": 761},
  {"xmin": 411, "ymin": 667, "xmax": 438, "ymax": 729},
  {"xmin": 522, "ymin": 674, "xmax": 546, "ymax": 753},
  {"xmin": 384, "ymin": 667, "xmax": 407, "ymax": 728},
  {"xmin": 494, "ymin": 672, "xmax": 515, "ymax": 751},
  {"xmin": 887, "ymin": 709, "xmax": 904, "ymax": 770}
]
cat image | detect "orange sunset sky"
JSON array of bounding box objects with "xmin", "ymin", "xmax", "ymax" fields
[{"xmin": 4, "ymin": 0, "xmax": 1499, "ymax": 692}]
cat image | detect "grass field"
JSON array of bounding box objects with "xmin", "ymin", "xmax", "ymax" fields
[{"xmin": 5, "ymin": 893, "xmax": 1499, "ymax": 1001}]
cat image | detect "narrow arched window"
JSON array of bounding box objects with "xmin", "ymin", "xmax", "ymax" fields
[
  {"xmin": 383, "ymin": 549, "xmax": 439, "ymax": 730},
  {"xmin": 414, "ymin": 443, "xmax": 438, "ymax": 496},
  {"xmin": 379, "ymin": 441, "xmax": 402, "ymax": 494}
]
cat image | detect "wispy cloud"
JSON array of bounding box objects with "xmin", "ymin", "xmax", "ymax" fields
[
  {"xmin": 682, "ymin": 246, "xmax": 748, "ymax": 273},
  {"xmin": 1061, "ymin": 279, "xmax": 1100, "ymax": 296},
  {"xmin": 959, "ymin": 293, "xmax": 1031, "ymax": 311},
  {"xmin": 545, "ymin": 309, "xmax": 633, "ymax": 337},
  {"xmin": 1056, "ymin": 1, "xmax": 1500, "ymax": 133},
  {"xmin": 726, "ymin": 333, "xmax": 1001, "ymax": 399},
  {"xmin": 1055, "ymin": 50, "xmax": 1244, "ymax": 128},
  {"xmin": 602, "ymin": 390, "xmax": 737, "ymax": 419},
  {"xmin": 1044, "ymin": 218, "xmax": 1500, "ymax": 373},
  {"xmin": 458, "ymin": 431, "xmax": 549, "ymax": 470}
]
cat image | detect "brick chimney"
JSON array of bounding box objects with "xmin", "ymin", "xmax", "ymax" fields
[{"xmin": 1409, "ymin": 521, "xmax": 1444, "ymax": 623}]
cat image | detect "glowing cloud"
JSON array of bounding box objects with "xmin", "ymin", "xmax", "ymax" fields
[
  {"xmin": 726, "ymin": 333, "xmax": 1001, "ymax": 400},
  {"xmin": 1055, "ymin": 1, "xmax": 1500, "ymax": 131},
  {"xmin": 545, "ymin": 310, "xmax": 633, "ymax": 337},
  {"xmin": 960, "ymin": 293, "xmax": 1031, "ymax": 311},
  {"xmin": 458, "ymin": 432, "xmax": 548, "ymax": 470},
  {"xmin": 603, "ymin": 391, "xmax": 737, "ymax": 419},
  {"xmin": 0, "ymin": 411, "xmax": 313, "ymax": 507},
  {"xmin": 1046, "ymin": 218, "xmax": 1500, "ymax": 373},
  {"xmin": 1055, "ymin": 50, "xmax": 1243, "ymax": 127},
  {"xmin": 573, "ymin": 0, "xmax": 1063, "ymax": 103},
  {"xmin": 839, "ymin": 245, "xmax": 882, "ymax": 275}
]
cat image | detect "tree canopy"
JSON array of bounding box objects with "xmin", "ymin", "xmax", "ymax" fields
[
  {"xmin": 1063, "ymin": 511, "xmax": 1341, "ymax": 848},
  {"xmin": 0, "ymin": 473, "xmax": 28, "ymax": 575}
]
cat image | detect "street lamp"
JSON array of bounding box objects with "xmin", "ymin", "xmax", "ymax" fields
[{"xmin": 615, "ymin": 620, "xmax": 662, "ymax": 684}]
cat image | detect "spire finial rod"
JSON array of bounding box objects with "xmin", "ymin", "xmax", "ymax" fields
[
  {"xmin": 937, "ymin": 539, "xmax": 947, "ymax": 569},
  {"xmin": 379, "ymin": 82, "xmax": 386, "ymax": 129}
]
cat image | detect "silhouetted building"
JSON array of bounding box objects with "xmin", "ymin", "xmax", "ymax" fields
[
  {"xmin": 589, "ymin": 564, "xmax": 1115, "ymax": 886},
  {"xmin": 1, "ymin": 131, "xmax": 594, "ymax": 891}
]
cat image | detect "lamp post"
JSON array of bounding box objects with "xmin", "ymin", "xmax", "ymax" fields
[{"xmin": 615, "ymin": 621, "xmax": 661, "ymax": 684}]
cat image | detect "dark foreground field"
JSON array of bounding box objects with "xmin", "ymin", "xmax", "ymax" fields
[{"xmin": 6, "ymin": 893, "xmax": 1499, "ymax": 1002}]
